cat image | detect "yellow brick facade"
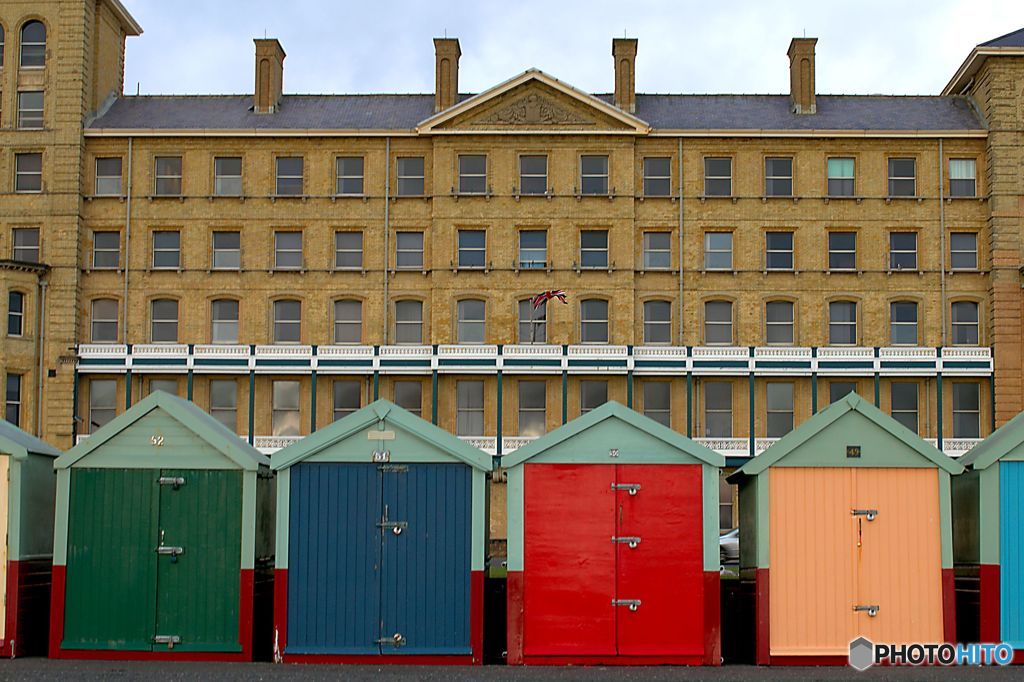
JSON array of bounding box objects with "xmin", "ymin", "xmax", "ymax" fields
[{"xmin": 1, "ymin": 3, "xmax": 1021, "ymax": 540}]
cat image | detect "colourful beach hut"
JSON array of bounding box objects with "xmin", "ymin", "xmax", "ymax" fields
[
  {"xmin": 727, "ymin": 392, "xmax": 963, "ymax": 665},
  {"xmin": 49, "ymin": 391, "xmax": 273, "ymax": 661},
  {"xmin": 0, "ymin": 420, "xmax": 60, "ymax": 657},
  {"xmin": 270, "ymin": 399, "xmax": 491, "ymax": 664},
  {"xmin": 954, "ymin": 408, "xmax": 1024, "ymax": 656},
  {"xmin": 503, "ymin": 401, "xmax": 724, "ymax": 666}
]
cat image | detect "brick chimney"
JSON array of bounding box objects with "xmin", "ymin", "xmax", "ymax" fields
[
  {"xmin": 787, "ymin": 37, "xmax": 817, "ymax": 115},
  {"xmin": 434, "ymin": 38, "xmax": 461, "ymax": 113},
  {"xmin": 254, "ymin": 38, "xmax": 285, "ymax": 114},
  {"xmin": 613, "ymin": 38, "xmax": 638, "ymax": 113}
]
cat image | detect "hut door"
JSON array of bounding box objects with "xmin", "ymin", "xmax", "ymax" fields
[
  {"xmin": 153, "ymin": 469, "xmax": 242, "ymax": 652},
  {"xmin": 286, "ymin": 463, "xmax": 382, "ymax": 655},
  {"xmin": 380, "ymin": 463, "xmax": 471, "ymax": 655},
  {"xmin": 615, "ymin": 464, "xmax": 704, "ymax": 656},
  {"xmin": 523, "ymin": 464, "xmax": 618, "ymax": 656},
  {"xmin": 852, "ymin": 468, "xmax": 942, "ymax": 646},
  {"xmin": 1001, "ymin": 462, "xmax": 1024, "ymax": 648}
]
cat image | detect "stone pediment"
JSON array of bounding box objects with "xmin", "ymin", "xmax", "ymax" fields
[{"xmin": 417, "ymin": 70, "xmax": 649, "ymax": 134}]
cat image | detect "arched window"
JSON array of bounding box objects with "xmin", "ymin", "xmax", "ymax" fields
[
  {"xmin": 91, "ymin": 299, "xmax": 118, "ymax": 342},
  {"xmin": 580, "ymin": 299, "xmax": 608, "ymax": 344},
  {"xmin": 704, "ymin": 300, "xmax": 733, "ymax": 345},
  {"xmin": 273, "ymin": 299, "xmax": 301, "ymax": 343},
  {"xmin": 951, "ymin": 301, "xmax": 979, "ymax": 346},
  {"xmin": 211, "ymin": 299, "xmax": 239, "ymax": 344},
  {"xmin": 643, "ymin": 300, "xmax": 671, "ymax": 344},
  {"xmin": 0, "ymin": 25, "xmax": 6, "ymax": 68},
  {"xmin": 394, "ymin": 300, "xmax": 423, "ymax": 344},
  {"xmin": 828, "ymin": 301, "xmax": 857, "ymax": 345},
  {"xmin": 518, "ymin": 299, "xmax": 546, "ymax": 344},
  {"xmin": 765, "ymin": 301, "xmax": 794, "ymax": 345},
  {"xmin": 333, "ymin": 299, "xmax": 362, "ymax": 344},
  {"xmin": 890, "ymin": 301, "xmax": 918, "ymax": 346},
  {"xmin": 457, "ymin": 299, "xmax": 485, "ymax": 344},
  {"xmin": 151, "ymin": 299, "xmax": 179, "ymax": 343},
  {"xmin": 20, "ymin": 20, "xmax": 45, "ymax": 68}
]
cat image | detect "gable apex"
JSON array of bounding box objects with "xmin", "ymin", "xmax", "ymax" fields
[{"xmin": 416, "ymin": 69, "xmax": 650, "ymax": 134}]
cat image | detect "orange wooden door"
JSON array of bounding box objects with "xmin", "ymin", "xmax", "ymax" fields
[
  {"xmin": 853, "ymin": 468, "xmax": 943, "ymax": 645},
  {"xmin": 769, "ymin": 467, "xmax": 858, "ymax": 656}
]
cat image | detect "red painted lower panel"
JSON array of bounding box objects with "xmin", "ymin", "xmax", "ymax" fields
[
  {"xmin": 703, "ymin": 571, "xmax": 721, "ymax": 666},
  {"xmin": 1013, "ymin": 650, "xmax": 1024, "ymax": 665},
  {"xmin": 273, "ymin": 568, "xmax": 288, "ymax": 662},
  {"xmin": 1, "ymin": 560, "xmax": 20, "ymax": 658},
  {"xmin": 47, "ymin": 564, "xmax": 66, "ymax": 659},
  {"xmin": 470, "ymin": 570, "xmax": 484, "ymax": 665},
  {"xmin": 521, "ymin": 655, "xmax": 707, "ymax": 666},
  {"xmin": 50, "ymin": 568, "xmax": 256, "ymax": 662},
  {"xmin": 755, "ymin": 568, "xmax": 770, "ymax": 666},
  {"xmin": 942, "ymin": 567, "xmax": 957, "ymax": 644},
  {"xmin": 506, "ymin": 570, "xmax": 524, "ymax": 665},
  {"xmin": 980, "ymin": 564, "xmax": 1000, "ymax": 643}
]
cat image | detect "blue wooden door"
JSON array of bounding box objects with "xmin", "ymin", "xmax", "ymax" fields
[
  {"xmin": 1001, "ymin": 461, "xmax": 1024, "ymax": 648},
  {"xmin": 380, "ymin": 464, "xmax": 472, "ymax": 655},
  {"xmin": 287, "ymin": 463, "xmax": 381, "ymax": 654}
]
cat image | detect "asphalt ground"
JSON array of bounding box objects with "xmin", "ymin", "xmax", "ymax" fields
[{"xmin": 2, "ymin": 661, "xmax": 1024, "ymax": 681}]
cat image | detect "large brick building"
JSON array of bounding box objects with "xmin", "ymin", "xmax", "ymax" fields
[{"xmin": 2, "ymin": 1, "xmax": 1023, "ymax": 535}]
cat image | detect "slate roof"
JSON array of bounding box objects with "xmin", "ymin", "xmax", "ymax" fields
[
  {"xmin": 88, "ymin": 92, "xmax": 983, "ymax": 132},
  {"xmin": 980, "ymin": 27, "xmax": 1024, "ymax": 48}
]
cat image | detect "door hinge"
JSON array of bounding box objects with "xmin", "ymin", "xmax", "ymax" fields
[
  {"xmin": 853, "ymin": 604, "xmax": 880, "ymax": 617},
  {"xmin": 611, "ymin": 536, "xmax": 641, "ymax": 549},
  {"xmin": 153, "ymin": 634, "xmax": 181, "ymax": 649},
  {"xmin": 612, "ymin": 599, "xmax": 641, "ymax": 612},
  {"xmin": 851, "ymin": 508, "xmax": 878, "ymax": 521},
  {"xmin": 611, "ymin": 483, "xmax": 641, "ymax": 496},
  {"xmin": 158, "ymin": 476, "xmax": 186, "ymax": 489},
  {"xmin": 376, "ymin": 633, "xmax": 407, "ymax": 647}
]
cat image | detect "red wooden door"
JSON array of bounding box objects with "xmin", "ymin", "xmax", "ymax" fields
[
  {"xmin": 523, "ymin": 464, "xmax": 617, "ymax": 656},
  {"xmin": 615, "ymin": 464, "xmax": 705, "ymax": 656}
]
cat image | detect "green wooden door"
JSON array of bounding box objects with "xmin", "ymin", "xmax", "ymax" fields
[
  {"xmin": 153, "ymin": 469, "xmax": 243, "ymax": 652},
  {"xmin": 63, "ymin": 469, "xmax": 159, "ymax": 650}
]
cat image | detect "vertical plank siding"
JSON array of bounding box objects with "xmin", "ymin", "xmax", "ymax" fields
[
  {"xmin": 854, "ymin": 468, "xmax": 943, "ymax": 646},
  {"xmin": 770, "ymin": 468, "xmax": 857, "ymax": 656},
  {"xmin": 381, "ymin": 464, "xmax": 471, "ymax": 654},
  {"xmin": 1001, "ymin": 462, "xmax": 1024, "ymax": 647},
  {"xmin": 63, "ymin": 469, "xmax": 158, "ymax": 650},
  {"xmin": 523, "ymin": 464, "xmax": 618, "ymax": 656},
  {"xmin": 287, "ymin": 463, "xmax": 381, "ymax": 654},
  {"xmin": 154, "ymin": 470, "xmax": 243, "ymax": 652}
]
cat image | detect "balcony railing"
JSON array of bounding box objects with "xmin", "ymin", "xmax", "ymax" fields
[
  {"xmin": 72, "ymin": 431, "xmax": 980, "ymax": 458},
  {"xmin": 75, "ymin": 344, "xmax": 993, "ymax": 378}
]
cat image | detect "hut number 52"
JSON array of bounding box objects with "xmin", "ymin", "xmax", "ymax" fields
[{"xmin": 150, "ymin": 435, "xmax": 165, "ymax": 447}]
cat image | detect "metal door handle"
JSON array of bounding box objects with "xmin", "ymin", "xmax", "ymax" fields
[
  {"xmin": 611, "ymin": 536, "xmax": 641, "ymax": 549},
  {"xmin": 612, "ymin": 599, "xmax": 641, "ymax": 612},
  {"xmin": 612, "ymin": 483, "xmax": 641, "ymax": 496},
  {"xmin": 153, "ymin": 635, "xmax": 181, "ymax": 649},
  {"xmin": 851, "ymin": 509, "xmax": 878, "ymax": 521},
  {"xmin": 156, "ymin": 545, "xmax": 184, "ymax": 558},
  {"xmin": 853, "ymin": 604, "xmax": 880, "ymax": 617},
  {"xmin": 375, "ymin": 633, "xmax": 407, "ymax": 647}
]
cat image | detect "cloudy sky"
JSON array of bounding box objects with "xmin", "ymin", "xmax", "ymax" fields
[{"xmin": 120, "ymin": 0, "xmax": 1023, "ymax": 97}]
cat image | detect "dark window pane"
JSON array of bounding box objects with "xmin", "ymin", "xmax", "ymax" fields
[{"xmin": 828, "ymin": 232, "xmax": 857, "ymax": 270}]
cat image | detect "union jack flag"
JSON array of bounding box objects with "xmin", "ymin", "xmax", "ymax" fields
[{"xmin": 531, "ymin": 289, "xmax": 568, "ymax": 309}]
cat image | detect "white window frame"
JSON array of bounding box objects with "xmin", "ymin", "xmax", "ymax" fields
[
  {"xmin": 274, "ymin": 231, "xmax": 303, "ymax": 270},
  {"xmin": 273, "ymin": 299, "xmax": 302, "ymax": 344},
  {"xmin": 704, "ymin": 232, "xmax": 733, "ymax": 271},
  {"xmin": 643, "ymin": 232, "xmax": 671, "ymax": 270},
  {"xmin": 519, "ymin": 154, "xmax": 548, "ymax": 195},
  {"xmin": 95, "ymin": 157, "xmax": 122, "ymax": 196},
  {"xmin": 150, "ymin": 299, "xmax": 179, "ymax": 343},
  {"xmin": 335, "ymin": 156, "xmax": 364, "ymax": 196},
  {"xmin": 12, "ymin": 227, "xmax": 40, "ymax": 263},
  {"xmin": 458, "ymin": 154, "xmax": 487, "ymax": 195},
  {"xmin": 90, "ymin": 299, "xmax": 118, "ymax": 342},
  {"xmin": 17, "ymin": 91, "xmax": 44, "ymax": 130},
  {"xmin": 580, "ymin": 299, "xmax": 609, "ymax": 344},
  {"xmin": 394, "ymin": 300, "xmax": 423, "ymax": 344},
  {"xmin": 333, "ymin": 299, "xmax": 362, "ymax": 344},
  {"xmin": 154, "ymin": 156, "xmax": 182, "ymax": 196},
  {"xmin": 211, "ymin": 299, "xmax": 239, "ymax": 344},
  {"xmin": 334, "ymin": 231, "xmax": 363, "ymax": 270},
  {"xmin": 275, "ymin": 156, "xmax": 304, "ymax": 196},
  {"xmin": 212, "ymin": 231, "xmax": 241, "ymax": 270},
  {"xmin": 579, "ymin": 155, "xmax": 609, "ymax": 195},
  {"xmin": 14, "ymin": 152, "xmax": 42, "ymax": 193},
  {"xmin": 214, "ymin": 156, "xmax": 242, "ymax": 197}
]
